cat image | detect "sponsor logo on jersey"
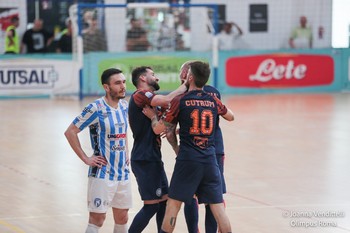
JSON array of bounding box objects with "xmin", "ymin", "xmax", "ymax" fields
[
  {"xmin": 193, "ymin": 136, "xmax": 209, "ymax": 149},
  {"xmin": 115, "ymin": 122, "xmax": 125, "ymax": 127},
  {"xmin": 112, "ymin": 145, "xmax": 126, "ymax": 151},
  {"xmin": 83, "ymin": 107, "xmax": 94, "ymax": 114},
  {"xmin": 145, "ymin": 91, "xmax": 153, "ymax": 98},
  {"xmin": 226, "ymin": 54, "xmax": 334, "ymax": 88},
  {"xmin": 108, "ymin": 133, "xmax": 126, "ymax": 139},
  {"xmin": 94, "ymin": 198, "xmax": 102, "ymax": 207},
  {"xmin": 0, "ymin": 65, "xmax": 58, "ymax": 89}
]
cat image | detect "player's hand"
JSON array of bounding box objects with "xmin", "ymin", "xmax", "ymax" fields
[
  {"xmin": 86, "ymin": 155, "xmax": 107, "ymax": 168},
  {"xmin": 142, "ymin": 105, "xmax": 157, "ymax": 120}
]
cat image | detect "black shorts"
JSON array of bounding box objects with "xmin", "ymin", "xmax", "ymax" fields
[
  {"xmin": 131, "ymin": 160, "xmax": 168, "ymax": 200},
  {"xmin": 168, "ymin": 160, "xmax": 223, "ymax": 205}
]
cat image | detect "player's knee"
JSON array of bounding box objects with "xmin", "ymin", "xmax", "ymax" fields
[{"xmin": 89, "ymin": 213, "xmax": 106, "ymax": 227}]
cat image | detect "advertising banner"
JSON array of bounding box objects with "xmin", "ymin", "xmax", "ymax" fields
[
  {"xmin": 226, "ymin": 54, "xmax": 334, "ymax": 88},
  {"xmin": 0, "ymin": 59, "xmax": 79, "ymax": 98}
]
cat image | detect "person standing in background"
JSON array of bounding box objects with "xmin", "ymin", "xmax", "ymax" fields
[
  {"xmin": 217, "ymin": 21, "xmax": 243, "ymax": 50},
  {"xmin": 4, "ymin": 16, "xmax": 20, "ymax": 54},
  {"xmin": 21, "ymin": 18, "xmax": 54, "ymax": 53},
  {"xmin": 64, "ymin": 68, "xmax": 132, "ymax": 233},
  {"xmin": 289, "ymin": 16, "xmax": 313, "ymax": 49},
  {"xmin": 82, "ymin": 16, "xmax": 107, "ymax": 53},
  {"xmin": 126, "ymin": 18, "xmax": 150, "ymax": 51},
  {"xmin": 56, "ymin": 18, "xmax": 72, "ymax": 53}
]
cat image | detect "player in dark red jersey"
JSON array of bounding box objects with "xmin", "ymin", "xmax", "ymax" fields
[
  {"xmin": 143, "ymin": 61, "xmax": 234, "ymax": 233},
  {"xmin": 128, "ymin": 66, "xmax": 187, "ymax": 233}
]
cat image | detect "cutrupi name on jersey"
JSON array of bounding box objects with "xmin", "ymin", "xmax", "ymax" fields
[
  {"xmin": 108, "ymin": 133, "xmax": 126, "ymax": 139},
  {"xmin": 185, "ymin": 100, "xmax": 215, "ymax": 107}
]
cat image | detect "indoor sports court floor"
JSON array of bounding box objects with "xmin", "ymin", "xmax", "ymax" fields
[{"xmin": 1, "ymin": 92, "xmax": 350, "ymax": 233}]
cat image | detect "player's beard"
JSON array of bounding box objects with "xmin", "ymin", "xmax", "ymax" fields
[
  {"xmin": 110, "ymin": 90, "xmax": 125, "ymax": 100},
  {"xmin": 149, "ymin": 80, "xmax": 160, "ymax": 91}
]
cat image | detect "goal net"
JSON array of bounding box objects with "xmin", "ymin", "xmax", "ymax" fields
[{"xmin": 70, "ymin": 3, "xmax": 220, "ymax": 99}]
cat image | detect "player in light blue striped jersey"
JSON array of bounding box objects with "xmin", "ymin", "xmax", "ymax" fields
[{"xmin": 65, "ymin": 68, "xmax": 131, "ymax": 233}]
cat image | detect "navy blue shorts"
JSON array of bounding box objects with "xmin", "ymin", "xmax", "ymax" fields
[
  {"xmin": 131, "ymin": 160, "xmax": 168, "ymax": 200},
  {"xmin": 216, "ymin": 154, "xmax": 226, "ymax": 194},
  {"xmin": 168, "ymin": 160, "xmax": 223, "ymax": 205}
]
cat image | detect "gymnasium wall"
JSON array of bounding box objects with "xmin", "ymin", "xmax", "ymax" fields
[{"xmin": 1, "ymin": 48, "xmax": 349, "ymax": 98}]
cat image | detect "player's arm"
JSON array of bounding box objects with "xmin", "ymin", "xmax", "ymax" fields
[
  {"xmin": 64, "ymin": 123, "xmax": 107, "ymax": 168},
  {"xmin": 142, "ymin": 105, "xmax": 168, "ymax": 135},
  {"xmin": 150, "ymin": 80, "xmax": 187, "ymax": 107},
  {"xmin": 222, "ymin": 108, "xmax": 234, "ymax": 121},
  {"xmin": 214, "ymin": 96, "xmax": 234, "ymax": 121},
  {"xmin": 166, "ymin": 124, "xmax": 179, "ymax": 155}
]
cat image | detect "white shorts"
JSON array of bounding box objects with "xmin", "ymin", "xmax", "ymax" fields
[{"xmin": 87, "ymin": 177, "xmax": 133, "ymax": 213}]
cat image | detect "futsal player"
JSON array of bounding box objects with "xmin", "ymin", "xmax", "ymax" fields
[
  {"xmin": 142, "ymin": 61, "xmax": 234, "ymax": 233},
  {"xmin": 64, "ymin": 68, "xmax": 131, "ymax": 233},
  {"xmin": 128, "ymin": 66, "xmax": 188, "ymax": 233},
  {"xmin": 177, "ymin": 61, "xmax": 229, "ymax": 233}
]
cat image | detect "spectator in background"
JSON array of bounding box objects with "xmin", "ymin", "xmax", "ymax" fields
[
  {"xmin": 157, "ymin": 19, "xmax": 176, "ymax": 51},
  {"xmin": 4, "ymin": 16, "xmax": 20, "ymax": 54},
  {"xmin": 217, "ymin": 21, "xmax": 243, "ymax": 50},
  {"xmin": 126, "ymin": 18, "xmax": 150, "ymax": 51},
  {"xmin": 56, "ymin": 18, "xmax": 72, "ymax": 53},
  {"xmin": 82, "ymin": 16, "xmax": 107, "ymax": 53},
  {"xmin": 289, "ymin": 16, "xmax": 312, "ymax": 49},
  {"xmin": 21, "ymin": 19, "xmax": 54, "ymax": 53}
]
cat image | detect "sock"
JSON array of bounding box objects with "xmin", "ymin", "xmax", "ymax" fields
[
  {"xmin": 184, "ymin": 197, "xmax": 199, "ymax": 233},
  {"xmin": 205, "ymin": 205, "xmax": 217, "ymax": 233},
  {"xmin": 128, "ymin": 203, "xmax": 159, "ymax": 233},
  {"xmin": 114, "ymin": 223, "xmax": 128, "ymax": 233},
  {"xmin": 156, "ymin": 200, "xmax": 167, "ymax": 232},
  {"xmin": 86, "ymin": 223, "xmax": 100, "ymax": 233}
]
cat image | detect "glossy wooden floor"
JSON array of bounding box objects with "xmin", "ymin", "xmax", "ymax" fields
[{"xmin": 1, "ymin": 93, "xmax": 350, "ymax": 233}]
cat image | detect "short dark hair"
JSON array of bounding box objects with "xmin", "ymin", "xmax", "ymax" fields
[
  {"xmin": 189, "ymin": 61, "xmax": 211, "ymax": 88},
  {"xmin": 131, "ymin": 66, "xmax": 152, "ymax": 87},
  {"xmin": 101, "ymin": 68, "xmax": 122, "ymax": 85}
]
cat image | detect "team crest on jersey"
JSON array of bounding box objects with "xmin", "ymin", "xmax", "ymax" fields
[
  {"xmin": 145, "ymin": 91, "xmax": 153, "ymax": 99},
  {"xmin": 193, "ymin": 136, "xmax": 209, "ymax": 149},
  {"xmin": 156, "ymin": 188, "xmax": 162, "ymax": 197},
  {"xmin": 94, "ymin": 198, "xmax": 102, "ymax": 207}
]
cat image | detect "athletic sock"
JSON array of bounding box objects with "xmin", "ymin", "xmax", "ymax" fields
[
  {"xmin": 156, "ymin": 200, "xmax": 167, "ymax": 232},
  {"xmin": 205, "ymin": 204, "xmax": 218, "ymax": 233},
  {"xmin": 114, "ymin": 223, "xmax": 128, "ymax": 233},
  {"xmin": 128, "ymin": 203, "xmax": 159, "ymax": 233},
  {"xmin": 184, "ymin": 197, "xmax": 199, "ymax": 233},
  {"xmin": 85, "ymin": 223, "xmax": 100, "ymax": 233}
]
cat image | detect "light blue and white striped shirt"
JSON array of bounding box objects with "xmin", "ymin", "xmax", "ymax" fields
[{"xmin": 73, "ymin": 97, "xmax": 129, "ymax": 181}]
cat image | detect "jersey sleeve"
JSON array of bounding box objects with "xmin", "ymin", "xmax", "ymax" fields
[
  {"xmin": 133, "ymin": 90, "xmax": 156, "ymax": 108},
  {"xmin": 162, "ymin": 95, "xmax": 181, "ymax": 125},
  {"xmin": 213, "ymin": 96, "xmax": 228, "ymax": 116},
  {"xmin": 73, "ymin": 102, "xmax": 99, "ymax": 131}
]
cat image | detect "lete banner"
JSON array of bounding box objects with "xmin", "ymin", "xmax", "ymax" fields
[{"xmin": 226, "ymin": 54, "xmax": 334, "ymax": 88}]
